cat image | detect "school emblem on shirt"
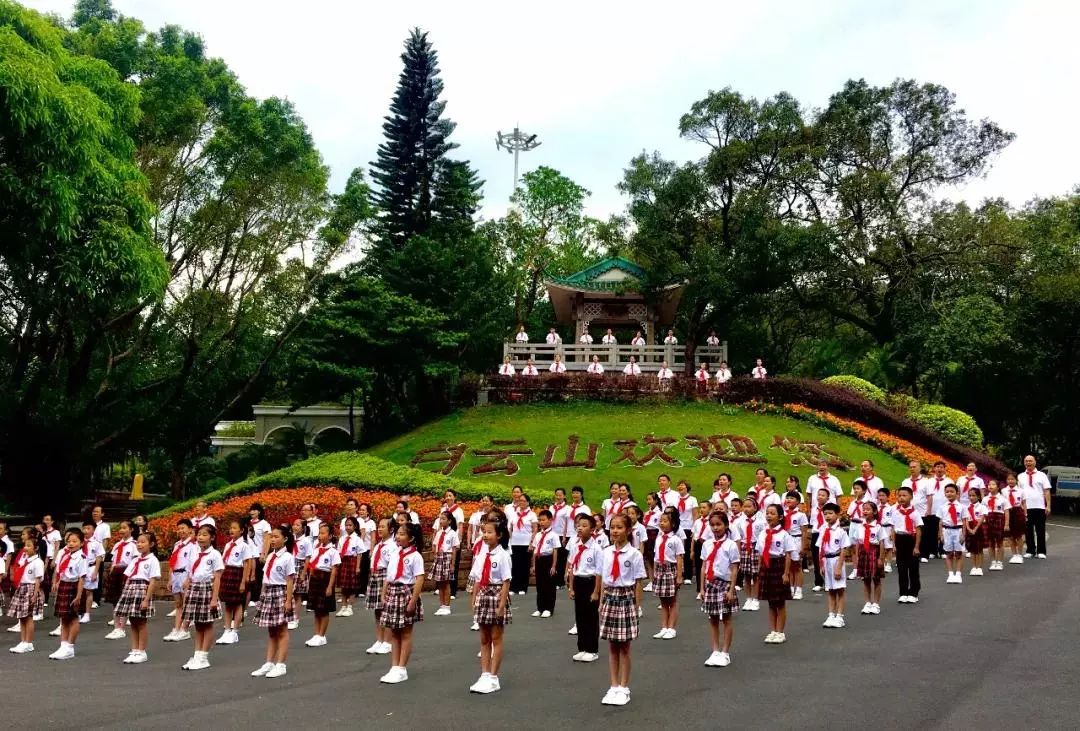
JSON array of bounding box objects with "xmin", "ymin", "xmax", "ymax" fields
[
  {"xmin": 491, "ymin": 561, "xmax": 499, "ymax": 568},
  {"xmin": 623, "ymin": 560, "xmax": 631, "ymax": 567},
  {"xmin": 586, "ymin": 557, "xmax": 594, "ymax": 565}
]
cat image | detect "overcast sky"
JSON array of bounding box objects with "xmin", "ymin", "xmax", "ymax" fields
[{"xmin": 26, "ymin": 0, "xmax": 1080, "ymax": 221}]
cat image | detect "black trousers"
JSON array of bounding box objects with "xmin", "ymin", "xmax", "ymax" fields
[
  {"xmin": 810, "ymin": 533, "xmax": 823, "ymax": 587},
  {"xmin": 554, "ymin": 545, "xmax": 568, "ymax": 588},
  {"xmin": 572, "ymin": 575, "xmax": 599, "ymax": 653},
  {"xmin": 535, "ymin": 554, "xmax": 557, "ymax": 612},
  {"xmin": 683, "ymin": 533, "xmax": 695, "ymax": 582},
  {"xmin": 357, "ymin": 551, "xmax": 371, "ymax": 596},
  {"xmin": 449, "ymin": 549, "xmax": 461, "ymax": 597},
  {"xmin": 1025, "ymin": 508, "xmax": 1048, "ymax": 555},
  {"xmin": 510, "ymin": 545, "xmax": 531, "ymax": 593},
  {"xmin": 920, "ymin": 515, "xmax": 941, "ymax": 557},
  {"xmin": 249, "ymin": 559, "xmax": 264, "ymax": 602},
  {"xmin": 693, "ymin": 539, "xmax": 705, "ymax": 586},
  {"xmin": 895, "ymin": 533, "xmax": 921, "ymax": 597}
]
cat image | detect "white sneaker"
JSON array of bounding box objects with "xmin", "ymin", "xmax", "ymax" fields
[
  {"xmin": 287, "ymin": 620, "xmax": 299, "ymax": 630},
  {"xmin": 601, "ymin": 687, "xmax": 620, "ymax": 705},
  {"xmin": 664, "ymin": 628, "xmax": 677, "ymax": 639},
  {"xmin": 79, "ymin": 614, "xmax": 90, "ymax": 624},
  {"xmin": 162, "ymin": 629, "xmax": 179, "ymax": 642},
  {"xmin": 908, "ymin": 596, "xmax": 918, "ymax": 604},
  {"xmin": 611, "ymin": 687, "xmax": 630, "ymax": 706},
  {"xmin": 128, "ymin": 650, "xmax": 148, "ymax": 664},
  {"xmin": 476, "ymin": 674, "xmax": 500, "ymax": 694},
  {"xmin": 920, "ymin": 557, "xmax": 928, "ymax": 563},
  {"xmin": 773, "ymin": 632, "xmax": 786, "ymax": 643},
  {"xmin": 741, "ymin": 598, "xmax": 754, "ymax": 610},
  {"xmin": 1037, "ymin": 553, "xmax": 1047, "ymax": 559},
  {"xmin": 884, "ymin": 563, "xmax": 893, "ymax": 573},
  {"xmin": 305, "ymin": 635, "xmax": 323, "ymax": 647},
  {"xmin": 823, "ymin": 614, "xmax": 837, "ymax": 627},
  {"xmin": 51, "ymin": 645, "xmax": 75, "ymax": 660},
  {"xmin": 166, "ymin": 609, "xmax": 177, "ymax": 617},
  {"xmin": 811, "ymin": 585, "xmax": 822, "ymax": 593},
  {"xmin": 751, "ymin": 598, "xmax": 761, "ymax": 611},
  {"xmin": 643, "ymin": 582, "xmax": 653, "ymax": 592},
  {"xmin": 380, "ymin": 666, "xmax": 408, "ymax": 683},
  {"xmin": 964, "ymin": 551, "xmax": 971, "ymax": 558},
  {"xmin": 848, "ymin": 570, "xmax": 859, "ymax": 580},
  {"xmin": 341, "ymin": 605, "xmax": 354, "ymax": 617},
  {"xmin": 248, "ymin": 600, "xmax": 258, "ymax": 607},
  {"xmin": 792, "ymin": 587, "xmax": 803, "ymax": 600},
  {"xmin": 969, "ymin": 568, "xmax": 978, "ymax": 576},
  {"xmin": 954, "ymin": 573, "xmax": 963, "ymax": 584},
  {"xmin": 5, "ymin": 624, "xmax": 18, "ymax": 633},
  {"xmin": 334, "ymin": 607, "xmax": 347, "ymax": 617},
  {"xmin": 49, "ymin": 625, "xmax": 62, "ymax": 637},
  {"xmin": 1023, "ymin": 553, "xmax": 1032, "ymax": 559},
  {"xmin": 10, "ymin": 642, "xmax": 32, "ymax": 653},
  {"xmin": 1009, "ymin": 555, "xmax": 1023, "ymax": 564},
  {"xmin": 683, "ymin": 579, "xmax": 693, "ymax": 585},
  {"xmin": 469, "ymin": 673, "xmax": 493, "ymax": 692},
  {"xmin": 704, "ymin": 651, "xmax": 723, "ymax": 666},
  {"xmin": 898, "ymin": 595, "xmax": 910, "ymax": 604},
  {"xmin": 572, "ymin": 651, "xmax": 585, "ymax": 662},
  {"xmin": 652, "ymin": 628, "xmax": 668, "ymax": 639},
  {"xmin": 175, "ymin": 630, "xmax": 191, "ymax": 641},
  {"xmin": 568, "ymin": 624, "xmax": 577, "ymax": 635},
  {"xmin": 91, "ymin": 602, "xmax": 99, "ymax": 609},
  {"xmin": 834, "ymin": 614, "xmax": 846, "ymax": 627},
  {"xmin": 541, "ymin": 610, "xmax": 552, "ymax": 618},
  {"xmin": 251, "ymin": 661, "xmax": 274, "ymax": 677},
  {"xmin": 530, "ymin": 610, "xmax": 541, "ymax": 617},
  {"xmin": 869, "ymin": 603, "xmax": 880, "ymax": 614},
  {"xmin": 365, "ymin": 641, "xmax": 381, "ymax": 654},
  {"xmin": 860, "ymin": 602, "xmax": 872, "ymax": 615},
  {"xmin": 579, "ymin": 652, "xmax": 598, "ymax": 662},
  {"xmin": 107, "ymin": 619, "xmax": 114, "ymax": 626},
  {"xmin": 716, "ymin": 651, "xmax": 731, "ymax": 666},
  {"xmin": 265, "ymin": 663, "xmax": 288, "ymax": 678},
  {"xmin": 376, "ymin": 641, "xmax": 392, "ymax": 654},
  {"xmin": 764, "ymin": 631, "xmax": 778, "ymax": 643},
  {"xmin": 105, "ymin": 628, "xmax": 126, "ymax": 640},
  {"xmin": 470, "ymin": 621, "xmax": 480, "ymax": 631},
  {"xmin": 215, "ymin": 630, "xmax": 235, "ymax": 645},
  {"xmin": 188, "ymin": 652, "xmax": 211, "ymax": 671}
]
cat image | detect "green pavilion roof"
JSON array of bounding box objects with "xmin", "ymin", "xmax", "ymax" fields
[{"xmin": 547, "ymin": 256, "xmax": 647, "ymax": 291}]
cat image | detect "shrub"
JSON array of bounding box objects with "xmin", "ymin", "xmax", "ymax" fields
[
  {"xmin": 909, "ymin": 404, "xmax": 984, "ymax": 449},
  {"xmin": 821, "ymin": 375, "xmax": 886, "ymax": 404}
]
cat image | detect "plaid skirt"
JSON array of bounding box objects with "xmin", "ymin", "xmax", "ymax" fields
[
  {"xmin": 701, "ymin": 578, "xmax": 738, "ymax": 619},
  {"xmin": 858, "ymin": 544, "xmax": 884, "ymax": 581},
  {"xmin": 338, "ymin": 555, "xmax": 360, "ymax": 597},
  {"xmin": 757, "ymin": 559, "xmax": 789, "ymax": 604},
  {"xmin": 985, "ymin": 512, "xmax": 1006, "ymax": 544},
  {"xmin": 114, "ymin": 579, "xmax": 155, "ymax": 620},
  {"xmin": 473, "ymin": 584, "xmax": 512, "ymax": 626},
  {"xmin": 740, "ymin": 545, "xmax": 759, "ymax": 578},
  {"xmin": 599, "ymin": 586, "xmax": 638, "ymax": 642},
  {"xmin": 654, "ymin": 561, "xmax": 678, "ymax": 599},
  {"xmin": 965, "ymin": 528, "xmax": 985, "ymax": 553},
  {"xmin": 1007, "ymin": 508, "xmax": 1026, "ymax": 539},
  {"xmin": 104, "ymin": 566, "xmax": 127, "ymax": 605},
  {"xmin": 380, "ymin": 583, "xmax": 423, "ymax": 630},
  {"xmin": 54, "ymin": 580, "xmax": 81, "ymax": 620},
  {"xmin": 366, "ymin": 568, "xmax": 387, "ymax": 611},
  {"xmin": 181, "ymin": 581, "xmax": 222, "ymax": 625},
  {"xmin": 307, "ymin": 569, "xmax": 337, "ymax": 615},
  {"xmin": 429, "ymin": 552, "xmax": 454, "ymax": 583},
  {"xmin": 292, "ymin": 559, "xmax": 309, "ymax": 596},
  {"xmin": 7, "ymin": 584, "xmax": 43, "ymax": 620},
  {"xmin": 220, "ymin": 565, "xmax": 246, "ymax": 606},
  {"xmin": 254, "ymin": 585, "xmax": 296, "ymax": 628}
]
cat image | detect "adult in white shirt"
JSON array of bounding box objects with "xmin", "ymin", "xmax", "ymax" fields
[
  {"xmin": 546, "ymin": 328, "xmax": 562, "ymax": 345},
  {"xmin": 925, "ymin": 461, "xmax": 956, "ymax": 559},
  {"xmin": 706, "ymin": 330, "xmax": 721, "ymax": 347},
  {"xmin": 91, "ymin": 505, "xmax": 112, "ymax": 551},
  {"xmin": 191, "ymin": 501, "xmax": 216, "ymax": 530},
  {"xmin": 601, "ymin": 329, "xmax": 617, "ymax": 345},
  {"xmin": 521, "ymin": 359, "xmax": 540, "ymax": 376},
  {"xmin": 805, "ymin": 460, "xmax": 842, "ymax": 503},
  {"xmin": 507, "ymin": 495, "xmax": 538, "ymax": 595},
  {"xmin": 579, "ymin": 330, "xmax": 594, "ymax": 344},
  {"xmin": 751, "ymin": 358, "xmax": 767, "ymax": 379},
  {"xmin": 715, "ymin": 361, "xmax": 732, "ymax": 384},
  {"xmin": 549, "ymin": 355, "xmax": 567, "ymax": 373},
  {"xmin": 956, "ymin": 462, "xmax": 985, "ymax": 507},
  {"xmin": 630, "ymin": 331, "xmax": 646, "ymax": 347},
  {"xmin": 1020, "ymin": 454, "xmax": 1052, "ymax": 558},
  {"xmin": 587, "ymin": 355, "xmax": 604, "ymax": 375},
  {"xmin": 301, "ymin": 503, "xmax": 322, "ymax": 538},
  {"xmin": 858, "ymin": 460, "xmax": 885, "ymax": 497},
  {"xmin": 663, "ymin": 330, "xmax": 678, "ymax": 345},
  {"xmin": 514, "ymin": 325, "xmax": 528, "ymax": 343},
  {"xmin": 498, "ymin": 355, "xmax": 515, "ymax": 376},
  {"xmin": 622, "ymin": 356, "xmax": 641, "ymax": 376}
]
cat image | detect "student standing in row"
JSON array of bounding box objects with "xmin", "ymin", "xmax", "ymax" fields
[
  {"xmin": 699, "ymin": 510, "xmax": 739, "ymax": 667},
  {"xmin": 79, "ymin": 521, "xmax": 105, "ymax": 625},
  {"xmin": 599, "ymin": 514, "xmax": 646, "ymax": 706},
  {"xmin": 983, "ymin": 480, "xmax": 1007, "ymax": 571},
  {"xmin": 430, "ymin": 512, "xmax": 460, "ymax": 616},
  {"xmin": 549, "ymin": 488, "xmax": 572, "ymax": 589},
  {"xmin": 163, "ymin": 520, "xmax": 196, "ymax": 642},
  {"xmin": 755, "ymin": 504, "xmax": 799, "ymax": 644},
  {"xmin": 782, "ymin": 490, "xmax": 808, "ymax": 600},
  {"xmin": 652, "ymin": 507, "xmax": 684, "ymax": 640},
  {"xmin": 336, "ymin": 517, "xmax": 362, "ymax": 616},
  {"xmin": 7, "ymin": 536, "xmax": 44, "ymax": 654},
  {"xmin": 938, "ymin": 484, "xmax": 965, "ymax": 584},
  {"xmin": 104, "ymin": 521, "xmax": 138, "ymax": 640},
  {"xmin": 857, "ymin": 503, "xmax": 888, "ymax": 615},
  {"xmin": 818, "ymin": 503, "xmax": 850, "ymax": 628},
  {"xmin": 180, "ymin": 524, "xmax": 223, "ymax": 671},
  {"xmin": 380, "ymin": 523, "xmax": 425, "ymax": 684},
  {"xmin": 217, "ymin": 521, "xmax": 253, "ymax": 644},
  {"xmin": 567, "ymin": 514, "xmax": 602, "ymax": 663},
  {"xmin": 251, "ymin": 526, "xmax": 295, "ymax": 679},
  {"xmin": 964, "ymin": 488, "xmax": 987, "ymax": 576},
  {"xmin": 365, "ymin": 518, "xmax": 395, "ymax": 655},
  {"xmin": 116, "ymin": 532, "xmax": 160, "ymax": 664},
  {"xmin": 50, "ymin": 529, "xmax": 86, "ymax": 660},
  {"xmin": 1003, "ymin": 472, "xmax": 1027, "ymax": 563},
  {"xmin": 531, "ymin": 510, "xmax": 560, "ymax": 618},
  {"xmin": 305, "ymin": 523, "xmax": 340, "ymax": 647},
  {"xmin": 469, "ymin": 518, "xmax": 512, "ymax": 694},
  {"xmin": 889, "ymin": 486, "xmax": 923, "ymax": 603},
  {"xmin": 808, "ymin": 489, "xmax": 829, "ymax": 593}
]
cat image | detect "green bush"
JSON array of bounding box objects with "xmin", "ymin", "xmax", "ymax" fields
[
  {"xmin": 821, "ymin": 375, "xmax": 887, "ymax": 404},
  {"xmin": 909, "ymin": 404, "xmax": 984, "ymax": 448},
  {"xmin": 150, "ymin": 452, "xmax": 511, "ymax": 517}
]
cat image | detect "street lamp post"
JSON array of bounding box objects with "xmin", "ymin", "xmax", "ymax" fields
[{"xmin": 495, "ymin": 125, "xmax": 541, "ymax": 196}]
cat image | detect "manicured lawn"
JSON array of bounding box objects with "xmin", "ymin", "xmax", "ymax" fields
[{"xmin": 368, "ymin": 402, "xmax": 909, "ymax": 505}]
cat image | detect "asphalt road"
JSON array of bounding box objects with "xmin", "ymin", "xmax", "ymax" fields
[{"xmin": 5, "ymin": 519, "xmax": 1078, "ymax": 730}]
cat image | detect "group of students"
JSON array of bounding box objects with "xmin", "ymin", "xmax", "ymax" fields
[{"xmin": 498, "ymin": 354, "xmax": 768, "ymax": 382}]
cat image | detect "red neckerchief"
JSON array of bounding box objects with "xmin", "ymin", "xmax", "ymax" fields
[
  {"xmin": 309, "ymin": 544, "xmax": 332, "ymax": 570},
  {"xmin": 761, "ymin": 528, "xmax": 780, "ymax": 568}
]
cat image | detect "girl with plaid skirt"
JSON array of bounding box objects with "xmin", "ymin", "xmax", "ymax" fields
[
  {"xmin": 984, "ymin": 481, "xmax": 1007, "ymax": 570},
  {"xmin": 736, "ymin": 498, "xmax": 765, "ymax": 611},
  {"xmin": 754, "ymin": 505, "xmax": 800, "ymax": 644},
  {"xmin": 469, "ymin": 519, "xmax": 512, "ymax": 694},
  {"xmin": 1003, "ymin": 473, "xmax": 1027, "ymax": 563},
  {"xmin": 965, "ymin": 488, "xmax": 987, "ymax": 577},
  {"xmin": 180, "ymin": 525, "xmax": 224, "ymax": 671},
  {"xmin": 7, "ymin": 537, "xmax": 44, "ymax": 654},
  {"xmin": 251, "ymin": 527, "xmax": 296, "ymax": 679},
  {"xmin": 379, "ymin": 523, "xmax": 425, "ymax": 684},
  {"xmin": 365, "ymin": 518, "xmax": 394, "ymax": 655},
  {"xmin": 217, "ymin": 521, "xmax": 254, "ymax": 645},
  {"xmin": 289, "ymin": 519, "xmax": 312, "ymax": 629},
  {"xmin": 105, "ymin": 521, "xmax": 139, "ymax": 641},
  {"xmin": 856, "ymin": 503, "xmax": 888, "ymax": 616},
  {"xmin": 599, "ymin": 514, "xmax": 646, "ymax": 707},
  {"xmin": 305, "ymin": 523, "xmax": 340, "ymax": 647},
  {"xmin": 163, "ymin": 519, "xmax": 196, "ymax": 643},
  {"xmin": 117, "ymin": 532, "xmax": 161, "ymax": 664},
  {"xmin": 336, "ymin": 517, "xmax": 361, "ymax": 617},
  {"xmin": 700, "ymin": 511, "xmax": 740, "ymax": 667},
  {"xmin": 652, "ymin": 508, "xmax": 684, "ymax": 640},
  {"xmin": 50, "ymin": 529, "xmax": 87, "ymax": 660},
  {"xmin": 430, "ymin": 512, "xmax": 460, "ymax": 616}
]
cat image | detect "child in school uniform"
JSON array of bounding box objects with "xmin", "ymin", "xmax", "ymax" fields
[
  {"xmin": 379, "ymin": 522, "xmax": 425, "ymax": 684},
  {"xmin": 116, "ymin": 532, "xmax": 161, "ymax": 664},
  {"xmin": 508, "ymin": 495, "xmax": 537, "ymax": 596},
  {"xmin": 875, "ymin": 489, "xmax": 896, "ymax": 573},
  {"xmin": 964, "ymin": 487, "xmax": 987, "ymax": 577},
  {"xmin": 817, "ymin": 503, "xmax": 851, "ymax": 628},
  {"xmin": 591, "ymin": 514, "xmax": 610, "ymax": 549},
  {"xmin": 627, "ymin": 506, "xmax": 649, "ymax": 553},
  {"xmin": 983, "ymin": 480, "xmax": 1007, "ymax": 571},
  {"xmin": 673, "ymin": 481, "xmax": 698, "ymax": 586},
  {"xmin": 430, "ymin": 512, "xmax": 460, "ymax": 616},
  {"xmin": 1002, "ymin": 472, "xmax": 1027, "ymax": 564},
  {"xmin": 652, "ymin": 507, "xmax": 684, "ymax": 640},
  {"xmin": 567, "ymin": 514, "xmax": 602, "ymax": 663},
  {"xmin": 164, "ymin": 519, "xmax": 197, "ymax": 642},
  {"xmin": 738, "ymin": 498, "xmax": 765, "ymax": 612},
  {"xmin": 305, "ymin": 523, "xmax": 341, "ymax": 647},
  {"xmin": 808, "ymin": 489, "xmax": 829, "ymax": 593},
  {"xmin": 251, "ymin": 526, "xmax": 296, "ymax": 679},
  {"xmin": 857, "ymin": 502, "xmax": 889, "ymax": 615},
  {"xmin": 599, "ymin": 514, "xmax": 646, "ymax": 706},
  {"xmin": 356, "ymin": 503, "xmax": 377, "ymax": 598},
  {"xmin": 690, "ymin": 502, "xmax": 712, "ymax": 598},
  {"xmin": 365, "ymin": 518, "xmax": 395, "ymax": 655},
  {"xmin": 531, "ymin": 510, "xmax": 561, "ymax": 618},
  {"xmin": 50, "ymin": 528, "xmax": 86, "ymax": 660},
  {"xmin": 79, "ymin": 521, "xmax": 104, "ymax": 625},
  {"xmin": 700, "ymin": 510, "xmax": 740, "ymax": 667},
  {"xmin": 180, "ymin": 524, "xmax": 224, "ymax": 671},
  {"xmin": 336, "ymin": 517, "xmax": 362, "ymax": 617},
  {"xmin": 937, "ymin": 484, "xmax": 966, "ymax": 583},
  {"xmin": 845, "ymin": 480, "xmax": 871, "ymax": 580},
  {"xmin": 755, "ymin": 504, "xmax": 800, "ymax": 644},
  {"xmin": 782, "ymin": 491, "xmax": 809, "ymax": 600},
  {"xmin": 469, "ymin": 518, "xmax": 513, "ymax": 694},
  {"xmin": 217, "ymin": 520, "xmax": 254, "ymax": 645},
  {"xmin": 105, "ymin": 520, "xmax": 139, "ymax": 640},
  {"xmin": 288, "ymin": 520, "xmax": 311, "ymax": 629},
  {"xmin": 7, "ymin": 536, "xmax": 44, "ymax": 654},
  {"xmin": 641, "ymin": 493, "xmax": 661, "ymax": 592},
  {"xmin": 888, "ymin": 486, "xmax": 923, "ymax": 604},
  {"xmin": 0, "ymin": 544, "xmax": 8, "ymax": 618}
]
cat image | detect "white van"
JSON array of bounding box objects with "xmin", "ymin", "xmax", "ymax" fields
[{"xmin": 1045, "ymin": 466, "xmax": 1080, "ymax": 509}]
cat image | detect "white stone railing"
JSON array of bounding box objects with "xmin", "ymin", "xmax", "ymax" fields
[{"xmin": 502, "ymin": 341, "xmax": 728, "ymax": 371}]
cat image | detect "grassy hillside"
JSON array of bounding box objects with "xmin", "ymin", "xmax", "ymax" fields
[{"xmin": 368, "ymin": 402, "xmax": 909, "ymax": 504}]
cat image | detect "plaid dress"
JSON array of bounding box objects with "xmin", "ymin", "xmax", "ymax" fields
[
  {"xmin": 599, "ymin": 586, "xmax": 638, "ymax": 642},
  {"xmin": 757, "ymin": 557, "xmax": 789, "ymax": 604},
  {"xmin": 653, "ymin": 561, "xmax": 678, "ymax": 599},
  {"xmin": 428, "ymin": 552, "xmax": 454, "ymax": 583},
  {"xmin": 338, "ymin": 554, "xmax": 360, "ymax": 597},
  {"xmin": 104, "ymin": 566, "xmax": 127, "ymax": 605},
  {"xmin": 54, "ymin": 580, "xmax": 81, "ymax": 620},
  {"xmin": 306, "ymin": 569, "xmax": 336, "ymax": 615},
  {"xmin": 857, "ymin": 544, "xmax": 884, "ymax": 581},
  {"xmin": 472, "ymin": 584, "xmax": 512, "ymax": 626},
  {"xmin": 219, "ymin": 565, "xmax": 246, "ymax": 607},
  {"xmin": 739, "ymin": 543, "xmax": 759, "ymax": 579},
  {"xmin": 1007, "ymin": 507, "xmax": 1026, "ymax": 540},
  {"xmin": 985, "ymin": 512, "xmax": 1006, "ymax": 545},
  {"xmin": 7, "ymin": 583, "xmax": 43, "ymax": 620},
  {"xmin": 380, "ymin": 583, "xmax": 424, "ymax": 630},
  {"xmin": 292, "ymin": 559, "xmax": 309, "ymax": 596},
  {"xmin": 254, "ymin": 584, "xmax": 296, "ymax": 628},
  {"xmin": 181, "ymin": 581, "xmax": 222, "ymax": 625},
  {"xmin": 965, "ymin": 526, "xmax": 985, "ymax": 554},
  {"xmin": 366, "ymin": 568, "xmax": 387, "ymax": 612},
  {"xmin": 114, "ymin": 579, "xmax": 155, "ymax": 620},
  {"xmin": 701, "ymin": 578, "xmax": 738, "ymax": 619}
]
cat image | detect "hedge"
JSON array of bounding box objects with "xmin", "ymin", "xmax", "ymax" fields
[
  {"xmin": 150, "ymin": 453, "xmax": 512, "ymax": 518},
  {"xmin": 909, "ymin": 404, "xmax": 984, "ymax": 449},
  {"xmin": 821, "ymin": 375, "xmax": 886, "ymax": 404}
]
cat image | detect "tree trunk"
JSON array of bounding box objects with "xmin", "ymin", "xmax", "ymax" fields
[{"xmin": 169, "ymin": 450, "xmax": 188, "ymax": 501}]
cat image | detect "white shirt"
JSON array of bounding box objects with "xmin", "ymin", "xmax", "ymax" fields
[
  {"xmin": 305, "ymin": 517, "xmax": 323, "ymax": 537},
  {"xmin": 904, "ymin": 476, "xmax": 931, "ymax": 514},
  {"xmin": 567, "ymin": 537, "xmax": 603, "ymax": 577},
  {"xmin": 110, "ymin": 538, "xmax": 138, "ymax": 568},
  {"xmin": 93, "ymin": 521, "xmax": 111, "ymax": 545},
  {"xmin": 623, "ymin": 362, "xmax": 641, "ymax": 375},
  {"xmin": 549, "ymin": 503, "xmax": 573, "ymax": 538},
  {"xmin": 630, "ymin": 522, "xmax": 648, "ymax": 548},
  {"xmin": 806, "ymin": 474, "xmax": 843, "ymax": 502},
  {"xmin": 587, "ymin": 362, "xmax": 604, "ymax": 374},
  {"xmin": 926, "ymin": 474, "xmax": 955, "ymax": 514},
  {"xmin": 1002, "ymin": 485, "xmax": 1025, "ymax": 510},
  {"xmin": 936, "ymin": 499, "xmax": 965, "ymax": 527},
  {"xmin": 222, "ymin": 538, "xmax": 254, "ymax": 568},
  {"xmin": 1019, "ymin": 470, "xmax": 1051, "ymax": 510},
  {"xmin": 251, "ymin": 519, "xmax": 272, "ymax": 555},
  {"xmin": 672, "ymin": 494, "xmax": 699, "ymax": 533},
  {"xmin": 664, "ymin": 335, "xmax": 678, "ymax": 345},
  {"xmin": 858, "ymin": 522, "xmax": 892, "ymax": 548},
  {"xmin": 657, "ymin": 367, "xmax": 674, "ymax": 380},
  {"xmin": 432, "ymin": 528, "xmax": 460, "ymax": 555},
  {"xmin": 499, "ymin": 363, "xmax": 516, "ymax": 376},
  {"xmin": 309, "ymin": 542, "xmax": 342, "ymax": 572},
  {"xmin": 549, "ymin": 361, "xmax": 566, "ymax": 373},
  {"xmin": 263, "ymin": 548, "xmax": 297, "ymax": 585},
  {"xmin": 710, "ymin": 489, "xmax": 739, "ymax": 509},
  {"xmin": 18, "ymin": 556, "xmax": 44, "ymax": 584},
  {"xmin": 507, "ymin": 507, "xmax": 538, "ymax": 546},
  {"xmin": 515, "ymin": 331, "xmax": 529, "ymax": 343},
  {"xmin": 124, "ymin": 553, "xmax": 161, "ymax": 581},
  {"xmin": 752, "ymin": 366, "xmax": 767, "ymax": 379},
  {"xmin": 877, "ymin": 502, "xmax": 896, "ymax": 527},
  {"xmin": 816, "ymin": 523, "xmax": 852, "ymax": 555},
  {"xmin": 601, "ymin": 544, "xmax": 646, "ymax": 588},
  {"xmin": 700, "ymin": 535, "xmax": 740, "ymax": 580},
  {"xmin": 956, "ymin": 475, "xmax": 985, "ymax": 506},
  {"xmin": 643, "ymin": 506, "xmax": 661, "ymax": 530},
  {"xmin": 468, "ymin": 544, "xmax": 512, "ymax": 584},
  {"xmin": 579, "ymin": 333, "xmax": 594, "ymax": 344},
  {"xmin": 168, "ymin": 538, "xmax": 198, "ymax": 573},
  {"xmin": 706, "ymin": 335, "xmax": 721, "ymax": 346},
  {"xmin": 783, "ymin": 509, "xmax": 808, "ymax": 542},
  {"xmin": 889, "ymin": 505, "xmax": 924, "ymax": 535},
  {"xmin": 654, "ymin": 531, "xmax": 685, "ymax": 564},
  {"xmin": 965, "ymin": 502, "xmax": 988, "ymax": 525},
  {"xmin": 388, "ymin": 547, "xmax": 424, "ymax": 585},
  {"xmin": 82, "ymin": 539, "xmax": 105, "ymax": 577},
  {"xmin": 631, "ymin": 336, "xmax": 645, "ymax": 346},
  {"xmin": 569, "ymin": 502, "xmax": 593, "ymax": 522},
  {"xmin": 808, "ymin": 502, "xmax": 828, "ymax": 533},
  {"xmin": 468, "ymin": 511, "xmax": 485, "ymax": 544},
  {"xmin": 188, "ymin": 548, "xmax": 224, "ymax": 583},
  {"xmin": 691, "ymin": 517, "xmax": 710, "ymax": 542},
  {"xmin": 191, "ymin": 514, "xmax": 216, "ymax": 530},
  {"xmin": 55, "ymin": 548, "xmax": 87, "ymax": 581},
  {"xmin": 847, "ymin": 494, "xmax": 872, "ymax": 523},
  {"xmin": 754, "ymin": 528, "xmax": 800, "ymax": 560},
  {"xmin": 337, "ymin": 533, "xmax": 362, "ymax": 557},
  {"xmin": 522, "ymin": 364, "xmax": 539, "ymax": 376},
  {"xmin": 983, "ymin": 493, "xmax": 1007, "ymax": 514},
  {"xmin": 546, "ymin": 332, "xmax": 562, "ymax": 344},
  {"xmin": 532, "ymin": 528, "xmax": 560, "ymax": 556},
  {"xmin": 695, "ymin": 369, "xmax": 710, "ymax": 382},
  {"xmin": 715, "ymin": 368, "xmax": 732, "ymax": 383},
  {"xmin": 859, "ymin": 475, "xmax": 886, "ymax": 497},
  {"xmin": 751, "ymin": 488, "xmax": 783, "ymax": 513},
  {"xmin": 43, "ymin": 528, "xmax": 61, "ymax": 560},
  {"xmin": 592, "ymin": 531, "xmax": 611, "ymax": 549},
  {"xmin": 602, "ymin": 334, "xmax": 617, "ymax": 344}
]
